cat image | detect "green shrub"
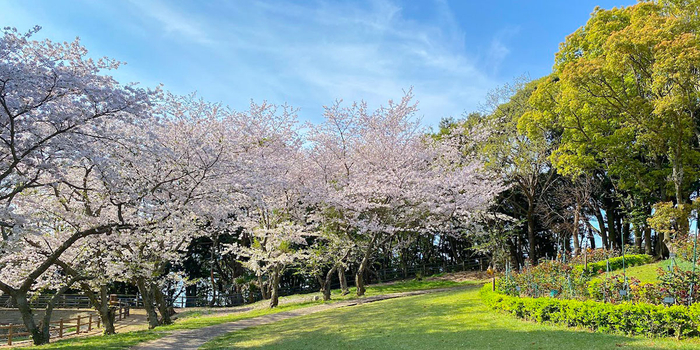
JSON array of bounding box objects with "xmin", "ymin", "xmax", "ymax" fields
[
  {"xmin": 480, "ymin": 284, "xmax": 700, "ymax": 338},
  {"xmin": 583, "ymin": 254, "xmax": 654, "ymax": 275}
]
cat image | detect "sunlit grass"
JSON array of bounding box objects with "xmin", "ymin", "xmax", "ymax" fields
[
  {"xmin": 34, "ymin": 277, "xmax": 473, "ymax": 349},
  {"xmin": 623, "ymin": 258, "xmax": 696, "ymax": 283},
  {"xmin": 33, "ymin": 330, "xmax": 164, "ymax": 350},
  {"xmin": 201, "ymin": 285, "xmax": 700, "ymax": 350}
]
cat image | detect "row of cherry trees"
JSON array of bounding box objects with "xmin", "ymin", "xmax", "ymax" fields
[{"xmin": 0, "ymin": 28, "xmax": 502, "ymax": 345}]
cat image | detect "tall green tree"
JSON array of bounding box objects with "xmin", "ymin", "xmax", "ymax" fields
[
  {"xmin": 474, "ymin": 78, "xmax": 560, "ymax": 265},
  {"xmin": 523, "ymin": 1, "xmax": 700, "ymax": 255}
]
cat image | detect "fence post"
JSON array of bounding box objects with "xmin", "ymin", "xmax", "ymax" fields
[
  {"xmin": 59, "ymin": 318, "xmax": 64, "ymax": 338},
  {"xmin": 7, "ymin": 323, "xmax": 13, "ymax": 346},
  {"xmin": 76, "ymin": 315, "xmax": 81, "ymax": 334},
  {"xmin": 88, "ymin": 314, "xmax": 92, "ymax": 332},
  {"xmin": 119, "ymin": 306, "xmax": 123, "ymax": 320},
  {"xmin": 97, "ymin": 315, "xmax": 101, "ymax": 329}
]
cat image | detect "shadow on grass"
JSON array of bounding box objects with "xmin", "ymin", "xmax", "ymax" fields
[
  {"xmin": 33, "ymin": 330, "xmax": 165, "ymax": 350},
  {"xmin": 201, "ymin": 285, "xmax": 700, "ymax": 350}
]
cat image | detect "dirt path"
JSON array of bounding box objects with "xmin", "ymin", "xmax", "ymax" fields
[{"xmin": 130, "ymin": 287, "xmax": 466, "ymax": 350}]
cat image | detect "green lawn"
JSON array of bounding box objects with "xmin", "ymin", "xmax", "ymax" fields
[
  {"xmin": 202, "ymin": 285, "xmax": 700, "ymax": 350},
  {"xmin": 624, "ymin": 258, "xmax": 697, "ymax": 283},
  {"xmin": 34, "ymin": 278, "xmax": 474, "ymax": 349}
]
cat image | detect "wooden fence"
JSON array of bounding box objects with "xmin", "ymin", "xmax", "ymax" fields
[{"xmin": 0, "ymin": 303, "xmax": 130, "ymax": 346}]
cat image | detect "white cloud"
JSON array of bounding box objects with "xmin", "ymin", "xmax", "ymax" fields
[
  {"xmin": 486, "ymin": 27, "xmax": 519, "ymax": 75},
  {"xmin": 5, "ymin": 0, "xmax": 506, "ymax": 126},
  {"xmin": 126, "ymin": 0, "xmax": 214, "ymax": 46},
  {"xmin": 196, "ymin": 0, "xmax": 498, "ymax": 124}
]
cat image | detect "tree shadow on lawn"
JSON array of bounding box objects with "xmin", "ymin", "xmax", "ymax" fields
[
  {"xmin": 204, "ymin": 320, "xmax": 673, "ymax": 350},
  {"xmin": 202, "ymin": 287, "xmax": 700, "ymax": 350}
]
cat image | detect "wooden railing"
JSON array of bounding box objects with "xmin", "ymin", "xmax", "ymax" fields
[{"xmin": 0, "ymin": 303, "xmax": 130, "ymax": 345}]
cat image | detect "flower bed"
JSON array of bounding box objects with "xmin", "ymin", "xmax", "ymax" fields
[{"xmin": 480, "ymin": 284, "xmax": 700, "ymax": 338}]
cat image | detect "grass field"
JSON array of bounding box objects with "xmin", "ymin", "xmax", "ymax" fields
[
  {"xmin": 33, "ymin": 278, "xmax": 472, "ymax": 349},
  {"xmin": 623, "ymin": 258, "xmax": 696, "ymax": 283},
  {"xmin": 201, "ymin": 285, "xmax": 700, "ymax": 350}
]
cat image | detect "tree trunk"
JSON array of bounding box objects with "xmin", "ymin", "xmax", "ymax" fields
[
  {"xmin": 644, "ymin": 225, "xmax": 653, "ymax": 255},
  {"xmin": 355, "ymin": 265, "xmax": 367, "ymax": 296},
  {"xmin": 634, "ymin": 225, "xmax": 643, "ymax": 253},
  {"xmin": 209, "ymin": 234, "xmax": 218, "ymax": 307},
  {"xmin": 99, "ymin": 306, "xmax": 116, "ymax": 335},
  {"xmin": 606, "ymin": 204, "xmax": 618, "ymax": 251},
  {"xmin": 644, "ymin": 205, "xmax": 653, "ymax": 255},
  {"xmin": 356, "ymin": 234, "xmax": 379, "ymax": 296},
  {"xmin": 269, "ymin": 267, "xmax": 282, "ymax": 308},
  {"xmin": 594, "ymin": 205, "xmax": 609, "ymax": 249},
  {"xmin": 12, "ymin": 277, "xmax": 77, "ymax": 346},
  {"xmin": 317, "ymin": 276, "xmax": 331, "ymax": 301},
  {"xmin": 322, "ymin": 285, "xmax": 331, "ymax": 301},
  {"xmin": 14, "ymin": 291, "xmax": 49, "ymax": 345},
  {"xmin": 154, "ymin": 287, "xmax": 172, "ymax": 325},
  {"xmin": 572, "ymin": 204, "xmax": 581, "ymax": 256},
  {"xmin": 257, "ymin": 275, "xmax": 269, "ymax": 299},
  {"xmin": 527, "ymin": 205, "xmax": 536, "ymax": 265},
  {"xmin": 82, "ymin": 285, "xmax": 116, "ymax": 335},
  {"xmin": 136, "ymin": 277, "xmax": 161, "ymax": 329},
  {"xmin": 587, "ymin": 227, "xmax": 596, "ymax": 249},
  {"xmin": 623, "ymin": 221, "xmax": 631, "ymax": 249},
  {"xmin": 317, "ymin": 266, "xmax": 336, "ymax": 302},
  {"xmin": 338, "ymin": 267, "xmax": 349, "ymax": 295}
]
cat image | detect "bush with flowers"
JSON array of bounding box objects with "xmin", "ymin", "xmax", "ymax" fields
[
  {"xmin": 587, "ymin": 274, "xmax": 663, "ymax": 304},
  {"xmin": 658, "ymin": 265, "xmax": 700, "ymax": 306},
  {"xmin": 487, "ymin": 255, "xmax": 700, "ymax": 338},
  {"xmin": 497, "ymin": 260, "xmax": 589, "ymax": 299},
  {"xmin": 481, "ymin": 284, "xmax": 700, "ymax": 338}
]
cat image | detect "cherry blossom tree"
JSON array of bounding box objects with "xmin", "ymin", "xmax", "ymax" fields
[
  {"xmin": 222, "ymin": 101, "xmax": 315, "ymax": 308},
  {"xmin": 0, "ymin": 24, "xmax": 506, "ymax": 344},
  {"xmin": 309, "ymin": 91, "xmax": 503, "ymax": 296},
  {"xmin": 300, "ymin": 228, "xmax": 353, "ymax": 301},
  {"xmin": 0, "ymin": 27, "xmax": 156, "ymax": 344},
  {"xmin": 110, "ymin": 94, "xmax": 231, "ymax": 328}
]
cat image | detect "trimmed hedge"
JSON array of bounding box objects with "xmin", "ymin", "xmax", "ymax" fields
[
  {"xmin": 582, "ymin": 254, "xmax": 654, "ymax": 275},
  {"xmin": 480, "ymin": 284, "xmax": 700, "ymax": 338}
]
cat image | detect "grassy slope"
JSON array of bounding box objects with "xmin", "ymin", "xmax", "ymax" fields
[
  {"xmin": 202, "ymin": 285, "xmax": 700, "ymax": 350},
  {"xmin": 34, "ymin": 278, "xmax": 472, "ymax": 349},
  {"xmin": 624, "ymin": 259, "xmax": 696, "ymax": 283}
]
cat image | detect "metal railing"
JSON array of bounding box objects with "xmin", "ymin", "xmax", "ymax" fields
[{"xmin": 0, "ymin": 258, "xmax": 488, "ymax": 310}]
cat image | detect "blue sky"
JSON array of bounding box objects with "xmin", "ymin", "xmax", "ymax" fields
[{"xmin": 2, "ymin": 0, "xmax": 636, "ymax": 127}]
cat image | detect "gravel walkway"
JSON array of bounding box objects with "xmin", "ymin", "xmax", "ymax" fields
[{"xmin": 130, "ymin": 287, "xmax": 464, "ymax": 350}]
